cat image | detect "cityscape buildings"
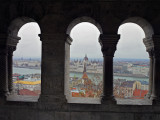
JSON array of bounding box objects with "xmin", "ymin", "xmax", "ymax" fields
[
  {"xmin": 70, "ymin": 55, "xmax": 149, "ymax": 99},
  {"xmin": 12, "ymin": 55, "xmax": 149, "ymax": 99}
]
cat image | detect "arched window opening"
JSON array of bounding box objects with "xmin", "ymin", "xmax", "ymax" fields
[
  {"xmin": 66, "ymin": 22, "xmax": 103, "ymax": 104},
  {"xmin": 114, "ymin": 23, "xmax": 151, "ymax": 105},
  {"xmin": 9, "ymin": 22, "xmax": 41, "ymax": 102}
]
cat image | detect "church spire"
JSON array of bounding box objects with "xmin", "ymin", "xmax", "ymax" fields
[
  {"xmin": 84, "ymin": 54, "xmax": 88, "ymax": 61},
  {"xmin": 83, "ymin": 63, "xmax": 86, "ymax": 73},
  {"xmin": 82, "ymin": 63, "xmax": 88, "ymax": 79}
]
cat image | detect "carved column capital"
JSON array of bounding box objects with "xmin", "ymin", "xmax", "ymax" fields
[
  {"xmin": 99, "ymin": 34, "xmax": 120, "ymax": 56},
  {"xmin": 143, "ymin": 37, "xmax": 154, "ymax": 52},
  {"xmin": 8, "ymin": 46, "xmax": 16, "ymax": 54},
  {"xmin": 0, "ymin": 46, "xmax": 16, "ymax": 56},
  {"xmin": 144, "ymin": 35, "xmax": 160, "ymax": 59},
  {"xmin": 149, "ymin": 35, "xmax": 160, "ymax": 104},
  {"xmin": 7, "ymin": 35, "xmax": 20, "ymax": 47},
  {"xmin": 147, "ymin": 48, "xmax": 154, "ymax": 58},
  {"xmin": 66, "ymin": 35, "xmax": 73, "ymax": 45},
  {"xmin": 39, "ymin": 33, "xmax": 67, "ymax": 104},
  {"xmin": 152, "ymin": 35, "xmax": 160, "ymax": 59},
  {"xmin": 99, "ymin": 34, "xmax": 119, "ymax": 104}
]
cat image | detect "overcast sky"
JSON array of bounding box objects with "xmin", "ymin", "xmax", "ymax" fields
[
  {"xmin": 13, "ymin": 22, "xmax": 41, "ymax": 58},
  {"xmin": 71, "ymin": 22, "xmax": 148, "ymax": 59},
  {"xmin": 70, "ymin": 22, "xmax": 102, "ymax": 59},
  {"xmin": 115, "ymin": 23, "xmax": 148, "ymax": 59},
  {"xmin": 13, "ymin": 22, "xmax": 149, "ymax": 59}
]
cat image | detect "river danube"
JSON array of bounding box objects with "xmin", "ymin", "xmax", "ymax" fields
[{"xmin": 13, "ymin": 67, "xmax": 149, "ymax": 82}]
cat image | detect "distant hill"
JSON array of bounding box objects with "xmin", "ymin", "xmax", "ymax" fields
[
  {"xmin": 70, "ymin": 57, "xmax": 149, "ymax": 62},
  {"xmin": 13, "ymin": 57, "xmax": 149, "ymax": 62},
  {"xmin": 70, "ymin": 57, "xmax": 103, "ymax": 61},
  {"xmin": 114, "ymin": 58, "xmax": 149, "ymax": 62},
  {"xmin": 13, "ymin": 57, "xmax": 41, "ymax": 61}
]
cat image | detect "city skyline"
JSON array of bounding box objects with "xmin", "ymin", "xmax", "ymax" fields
[{"xmin": 13, "ymin": 56, "xmax": 149, "ymax": 60}]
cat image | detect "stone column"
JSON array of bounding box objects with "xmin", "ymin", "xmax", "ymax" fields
[
  {"xmin": 64, "ymin": 35, "xmax": 72, "ymax": 102},
  {"xmin": 147, "ymin": 51, "xmax": 154, "ymax": 99},
  {"xmin": 143, "ymin": 48, "xmax": 153, "ymax": 99},
  {"xmin": 7, "ymin": 46, "xmax": 16, "ymax": 94},
  {"xmin": 0, "ymin": 48, "xmax": 9, "ymax": 97},
  {"xmin": 151, "ymin": 51, "xmax": 160, "ymax": 104},
  {"xmin": 0, "ymin": 34, "xmax": 9, "ymax": 99},
  {"xmin": 38, "ymin": 33, "xmax": 67, "ymax": 104},
  {"xmin": 143, "ymin": 37, "xmax": 154, "ymax": 99},
  {"xmin": 99, "ymin": 34, "xmax": 120, "ymax": 104},
  {"xmin": 7, "ymin": 35, "xmax": 20, "ymax": 94},
  {"xmin": 150, "ymin": 35, "xmax": 160, "ymax": 104}
]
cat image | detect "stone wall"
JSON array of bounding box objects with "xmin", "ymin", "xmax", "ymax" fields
[{"xmin": 0, "ymin": 1, "xmax": 160, "ymax": 120}]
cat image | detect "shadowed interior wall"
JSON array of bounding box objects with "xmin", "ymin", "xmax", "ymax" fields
[{"xmin": 0, "ymin": 1, "xmax": 160, "ymax": 120}]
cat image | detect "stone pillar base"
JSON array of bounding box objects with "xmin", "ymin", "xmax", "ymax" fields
[
  {"xmin": 101, "ymin": 96, "xmax": 116, "ymax": 104},
  {"xmin": 8, "ymin": 90, "xmax": 16, "ymax": 96},
  {"xmin": 0, "ymin": 91, "xmax": 9, "ymax": 97},
  {"xmin": 151, "ymin": 95, "xmax": 160, "ymax": 105},
  {"xmin": 0, "ymin": 91, "xmax": 9, "ymax": 103},
  {"xmin": 145, "ymin": 93, "xmax": 151, "ymax": 99},
  {"xmin": 152, "ymin": 99, "xmax": 160, "ymax": 105}
]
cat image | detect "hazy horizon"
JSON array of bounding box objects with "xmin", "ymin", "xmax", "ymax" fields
[{"xmin": 13, "ymin": 57, "xmax": 149, "ymax": 61}]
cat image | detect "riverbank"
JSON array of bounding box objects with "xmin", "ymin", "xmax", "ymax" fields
[
  {"xmin": 13, "ymin": 67, "xmax": 149, "ymax": 82},
  {"xmin": 114, "ymin": 73, "xmax": 148, "ymax": 78},
  {"xmin": 70, "ymin": 71, "xmax": 148, "ymax": 79}
]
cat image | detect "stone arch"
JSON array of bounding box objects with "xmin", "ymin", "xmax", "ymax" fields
[
  {"xmin": 7, "ymin": 17, "xmax": 41, "ymax": 46},
  {"xmin": 121, "ymin": 17, "xmax": 154, "ymax": 39},
  {"xmin": 120, "ymin": 17, "xmax": 154, "ymax": 51},
  {"xmin": 65, "ymin": 16, "xmax": 103, "ymax": 104},
  {"xmin": 66, "ymin": 16, "xmax": 103, "ymax": 35},
  {"xmin": 116, "ymin": 17, "xmax": 154, "ymax": 101},
  {"xmin": 6, "ymin": 17, "xmax": 41, "ymax": 100},
  {"xmin": 117, "ymin": 16, "xmax": 155, "ymax": 55}
]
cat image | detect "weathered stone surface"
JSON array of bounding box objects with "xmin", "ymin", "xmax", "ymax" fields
[
  {"xmin": 55, "ymin": 112, "xmax": 70, "ymax": 120},
  {"xmin": 71, "ymin": 112, "xmax": 91, "ymax": 120},
  {"xmin": 135, "ymin": 113, "xmax": 160, "ymax": 120},
  {"xmin": 38, "ymin": 111, "xmax": 55, "ymax": 120},
  {"xmin": 0, "ymin": 1, "xmax": 160, "ymax": 120},
  {"xmin": 11, "ymin": 109, "xmax": 37, "ymax": 120},
  {"xmin": 99, "ymin": 113, "xmax": 134, "ymax": 120}
]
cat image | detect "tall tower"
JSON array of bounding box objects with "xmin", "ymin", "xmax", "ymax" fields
[
  {"xmin": 82, "ymin": 63, "xmax": 88, "ymax": 80},
  {"xmin": 83, "ymin": 54, "xmax": 89, "ymax": 65},
  {"xmin": 83, "ymin": 63, "xmax": 87, "ymax": 73}
]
